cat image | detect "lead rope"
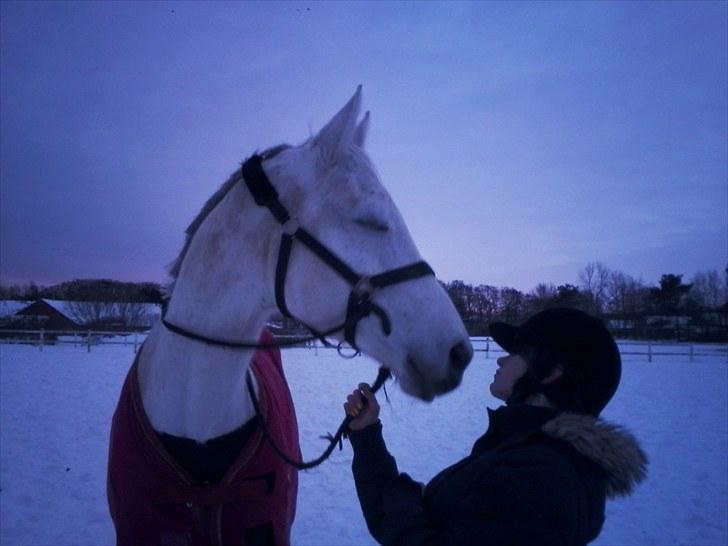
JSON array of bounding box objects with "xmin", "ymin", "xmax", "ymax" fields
[{"xmin": 246, "ymin": 367, "xmax": 391, "ymax": 470}]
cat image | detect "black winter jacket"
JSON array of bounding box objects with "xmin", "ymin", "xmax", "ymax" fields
[{"xmin": 348, "ymin": 405, "xmax": 647, "ymax": 546}]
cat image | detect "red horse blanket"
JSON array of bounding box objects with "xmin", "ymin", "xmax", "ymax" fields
[{"xmin": 107, "ymin": 330, "xmax": 300, "ymax": 546}]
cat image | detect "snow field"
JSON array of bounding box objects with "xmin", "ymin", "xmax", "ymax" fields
[{"xmin": 1, "ymin": 343, "xmax": 726, "ymax": 545}]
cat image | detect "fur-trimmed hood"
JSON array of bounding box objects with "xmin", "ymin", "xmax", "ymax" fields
[{"xmin": 541, "ymin": 413, "xmax": 648, "ymax": 498}]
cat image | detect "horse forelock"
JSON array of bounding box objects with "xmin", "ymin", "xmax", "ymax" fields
[{"xmin": 166, "ymin": 144, "xmax": 291, "ymax": 293}]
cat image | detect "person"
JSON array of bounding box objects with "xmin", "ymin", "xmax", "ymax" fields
[{"xmin": 344, "ymin": 307, "xmax": 648, "ymax": 546}]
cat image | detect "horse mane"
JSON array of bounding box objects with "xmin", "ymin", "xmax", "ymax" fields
[{"xmin": 166, "ymin": 144, "xmax": 291, "ymax": 294}]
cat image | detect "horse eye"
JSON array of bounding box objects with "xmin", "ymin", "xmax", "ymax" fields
[{"xmin": 355, "ymin": 217, "xmax": 389, "ymax": 233}]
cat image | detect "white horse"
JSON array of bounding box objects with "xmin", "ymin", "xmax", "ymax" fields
[{"xmin": 107, "ymin": 87, "xmax": 472, "ymax": 545}]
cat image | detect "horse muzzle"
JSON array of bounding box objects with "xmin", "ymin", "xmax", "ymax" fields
[{"xmin": 402, "ymin": 338, "xmax": 473, "ymax": 401}]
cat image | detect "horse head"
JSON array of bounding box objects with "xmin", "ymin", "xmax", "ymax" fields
[{"xmin": 260, "ymin": 87, "xmax": 472, "ymax": 400}]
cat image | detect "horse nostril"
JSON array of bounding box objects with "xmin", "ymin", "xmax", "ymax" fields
[{"xmin": 449, "ymin": 341, "xmax": 473, "ymax": 371}]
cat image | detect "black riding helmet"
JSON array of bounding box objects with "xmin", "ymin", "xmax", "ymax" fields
[{"xmin": 489, "ymin": 307, "xmax": 621, "ymax": 416}]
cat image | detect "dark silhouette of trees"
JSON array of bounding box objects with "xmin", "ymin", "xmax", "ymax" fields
[
  {"xmin": 1, "ymin": 265, "xmax": 726, "ymax": 340},
  {"xmin": 649, "ymin": 274, "xmax": 692, "ymax": 314},
  {"xmin": 578, "ymin": 262, "xmax": 611, "ymax": 314},
  {"xmin": 0, "ymin": 279, "xmax": 164, "ymax": 304},
  {"xmin": 438, "ymin": 266, "xmax": 725, "ymax": 341}
]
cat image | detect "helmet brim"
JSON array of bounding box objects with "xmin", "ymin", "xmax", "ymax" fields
[{"xmin": 489, "ymin": 322, "xmax": 520, "ymax": 354}]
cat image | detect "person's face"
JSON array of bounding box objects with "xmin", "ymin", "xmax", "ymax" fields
[{"xmin": 490, "ymin": 353, "xmax": 529, "ymax": 401}]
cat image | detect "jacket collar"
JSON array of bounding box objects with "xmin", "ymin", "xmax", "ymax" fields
[
  {"xmin": 541, "ymin": 412, "xmax": 648, "ymax": 498},
  {"xmin": 472, "ymin": 405, "xmax": 558, "ymax": 453},
  {"xmin": 474, "ymin": 405, "xmax": 648, "ymax": 499}
]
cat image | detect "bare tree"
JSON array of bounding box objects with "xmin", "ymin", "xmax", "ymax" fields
[
  {"xmin": 690, "ymin": 270, "xmax": 726, "ymax": 309},
  {"xmin": 116, "ymin": 302, "xmax": 153, "ymax": 327},
  {"xmin": 475, "ymin": 285, "xmax": 500, "ymax": 323},
  {"xmin": 578, "ymin": 262, "xmax": 611, "ymax": 314},
  {"xmin": 64, "ymin": 301, "xmax": 154, "ymax": 328},
  {"xmin": 499, "ymin": 288, "xmax": 525, "ymax": 324},
  {"xmin": 66, "ymin": 301, "xmax": 116, "ymax": 325},
  {"xmin": 529, "ymin": 283, "xmax": 557, "ymax": 314},
  {"xmin": 606, "ymin": 271, "xmax": 646, "ymax": 316}
]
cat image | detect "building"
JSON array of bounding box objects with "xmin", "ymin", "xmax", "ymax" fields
[
  {"xmin": 11, "ymin": 299, "xmax": 79, "ymax": 330},
  {"xmin": 0, "ymin": 299, "xmax": 162, "ymax": 330}
]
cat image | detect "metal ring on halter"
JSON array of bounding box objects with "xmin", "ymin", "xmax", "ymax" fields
[
  {"xmin": 337, "ymin": 341, "xmax": 361, "ymax": 359},
  {"xmin": 282, "ymin": 218, "xmax": 299, "ymax": 236},
  {"xmin": 352, "ymin": 276, "xmax": 374, "ymax": 299}
]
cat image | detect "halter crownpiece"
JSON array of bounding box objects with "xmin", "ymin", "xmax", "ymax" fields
[{"xmin": 241, "ymin": 152, "xmax": 290, "ymax": 224}]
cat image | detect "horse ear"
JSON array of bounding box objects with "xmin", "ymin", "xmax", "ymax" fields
[
  {"xmin": 313, "ymin": 85, "xmax": 362, "ymax": 157},
  {"xmin": 353, "ymin": 111, "xmax": 370, "ymax": 148}
]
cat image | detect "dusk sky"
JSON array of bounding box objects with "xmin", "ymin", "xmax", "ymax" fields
[{"xmin": 1, "ymin": 1, "xmax": 726, "ymax": 293}]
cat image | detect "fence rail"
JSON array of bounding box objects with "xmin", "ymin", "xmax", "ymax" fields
[
  {"xmin": 0, "ymin": 329, "xmax": 147, "ymax": 352},
  {"xmin": 469, "ymin": 337, "xmax": 727, "ymax": 363},
  {"xmin": 0, "ymin": 330, "xmax": 726, "ymax": 362}
]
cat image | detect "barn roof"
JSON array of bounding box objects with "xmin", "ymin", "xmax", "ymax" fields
[{"xmin": 0, "ymin": 300, "xmax": 33, "ymax": 318}]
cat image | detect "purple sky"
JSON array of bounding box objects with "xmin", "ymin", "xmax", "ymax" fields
[{"xmin": 1, "ymin": 1, "xmax": 726, "ymax": 292}]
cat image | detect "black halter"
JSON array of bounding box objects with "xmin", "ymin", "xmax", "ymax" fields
[
  {"xmin": 163, "ymin": 153, "xmax": 434, "ymax": 354},
  {"xmin": 241, "ymin": 153, "xmax": 435, "ymax": 353}
]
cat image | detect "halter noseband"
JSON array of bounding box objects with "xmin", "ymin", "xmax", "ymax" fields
[
  {"xmin": 162, "ymin": 153, "xmax": 435, "ymax": 353},
  {"xmin": 242, "ymin": 153, "xmax": 434, "ymax": 354}
]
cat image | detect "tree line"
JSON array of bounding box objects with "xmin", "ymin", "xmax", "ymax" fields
[
  {"xmin": 0, "ymin": 279, "xmax": 165, "ymax": 330},
  {"xmin": 441, "ymin": 263, "xmax": 727, "ymax": 342},
  {"xmin": 0, "ymin": 279, "xmax": 165, "ymax": 304},
  {"xmin": 2, "ymin": 264, "xmax": 726, "ymax": 341}
]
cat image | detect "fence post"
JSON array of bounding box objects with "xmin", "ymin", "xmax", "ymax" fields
[
  {"xmin": 39, "ymin": 329, "xmax": 44, "ymax": 352},
  {"xmin": 485, "ymin": 339, "xmax": 490, "ymax": 359},
  {"xmin": 689, "ymin": 344, "xmax": 694, "ymax": 363},
  {"xmin": 87, "ymin": 330, "xmax": 91, "ymax": 353},
  {"xmin": 134, "ymin": 333, "xmax": 138, "ymax": 353},
  {"xmin": 647, "ymin": 341, "xmax": 652, "ymax": 363}
]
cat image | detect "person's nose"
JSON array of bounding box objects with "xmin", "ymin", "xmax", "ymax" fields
[{"xmin": 496, "ymin": 356, "xmax": 505, "ymax": 368}]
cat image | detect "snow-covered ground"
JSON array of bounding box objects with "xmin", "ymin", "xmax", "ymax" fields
[{"xmin": 1, "ymin": 341, "xmax": 726, "ymax": 546}]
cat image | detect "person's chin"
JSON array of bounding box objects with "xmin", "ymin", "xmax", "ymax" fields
[{"xmin": 489, "ymin": 383, "xmax": 506, "ymax": 401}]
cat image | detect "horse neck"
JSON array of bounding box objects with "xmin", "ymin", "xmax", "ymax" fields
[{"xmin": 139, "ymin": 182, "xmax": 279, "ymax": 443}]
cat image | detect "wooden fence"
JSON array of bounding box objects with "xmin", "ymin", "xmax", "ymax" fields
[
  {"xmin": 0, "ymin": 329, "xmax": 147, "ymax": 352},
  {"xmin": 469, "ymin": 337, "xmax": 727, "ymax": 363}
]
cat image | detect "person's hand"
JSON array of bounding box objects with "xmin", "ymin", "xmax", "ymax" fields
[{"xmin": 344, "ymin": 383, "xmax": 380, "ymax": 431}]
